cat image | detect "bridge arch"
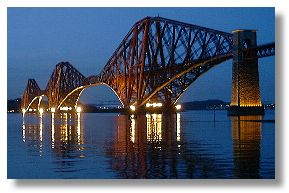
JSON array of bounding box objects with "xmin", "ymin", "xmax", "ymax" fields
[
  {"xmin": 57, "ymin": 82, "xmax": 124, "ymax": 111},
  {"xmin": 38, "ymin": 94, "xmax": 49, "ymax": 111},
  {"xmin": 23, "ymin": 95, "xmax": 40, "ymax": 112},
  {"xmin": 23, "ymin": 94, "xmax": 46, "ymax": 113}
]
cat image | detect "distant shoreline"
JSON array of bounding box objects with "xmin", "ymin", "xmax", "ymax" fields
[
  {"xmin": 7, "ymin": 98, "xmax": 275, "ymax": 113},
  {"xmin": 7, "ymin": 108, "xmax": 275, "ymax": 114}
]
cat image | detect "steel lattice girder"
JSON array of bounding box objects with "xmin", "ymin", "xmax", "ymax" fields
[
  {"xmin": 21, "ymin": 79, "xmax": 42, "ymax": 110},
  {"xmin": 243, "ymin": 43, "xmax": 275, "ymax": 60},
  {"xmin": 98, "ymin": 16, "xmax": 234, "ymax": 107},
  {"xmin": 45, "ymin": 62, "xmax": 89, "ymax": 109},
  {"xmin": 21, "ymin": 17, "xmax": 275, "ymax": 110},
  {"xmin": 256, "ymin": 43, "xmax": 275, "ymax": 58}
]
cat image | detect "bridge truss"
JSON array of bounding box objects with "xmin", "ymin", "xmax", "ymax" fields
[
  {"xmin": 21, "ymin": 79, "xmax": 42, "ymax": 111},
  {"xmin": 45, "ymin": 62, "xmax": 89, "ymax": 109},
  {"xmin": 99, "ymin": 17, "xmax": 234, "ymax": 107},
  {"xmin": 21, "ymin": 17, "xmax": 275, "ymax": 112}
]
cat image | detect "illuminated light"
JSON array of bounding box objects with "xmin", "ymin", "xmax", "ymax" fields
[
  {"xmin": 29, "ymin": 109, "xmax": 33, "ymax": 112},
  {"xmin": 77, "ymin": 112, "xmax": 81, "ymax": 145},
  {"xmin": 51, "ymin": 113, "xmax": 55, "ymax": 148},
  {"xmin": 154, "ymin": 103, "xmax": 162, "ymax": 107},
  {"xmin": 76, "ymin": 106, "xmax": 82, "ymax": 113},
  {"xmin": 39, "ymin": 114, "xmax": 43, "ymax": 142},
  {"xmin": 146, "ymin": 102, "xmax": 163, "ymax": 108},
  {"xmin": 176, "ymin": 113, "xmax": 181, "ymax": 142},
  {"xmin": 130, "ymin": 115, "xmax": 136, "ymax": 143},
  {"xmin": 175, "ymin": 104, "xmax": 182, "ymax": 110},
  {"xmin": 59, "ymin": 106, "xmax": 73, "ymax": 111},
  {"xmin": 146, "ymin": 114, "xmax": 162, "ymax": 142},
  {"xmin": 51, "ymin": 107, "xmax": 56, "ymax": 113},
  {"xmin": 60, "ymin": 106, "xmax": 69, "ymax": 111},
  {"xmin": 39, "ymin": 108, "xmax": 44, "ymax": 114},
  {"xmin": 64, "ymin": 113, "xmax": 68, "ymax": 141},
  {"xmin": 22, "ymin": 109, "xmax": 26, "ymax": 114},
  {"xmin": 22, "ymin": 120, "xmax": 26, "ymax": 142},
  {"xmin": 130, "ymin": 105, "xmax": 136, "ymax": 111}
]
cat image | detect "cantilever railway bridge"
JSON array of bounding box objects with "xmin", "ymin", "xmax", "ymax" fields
[{"xmin": 21, "ymin": 17, "xmax": 275, "ymax": 114}]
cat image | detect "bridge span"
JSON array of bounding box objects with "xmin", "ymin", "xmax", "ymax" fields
[{"xmin": 21, "ymin": 16, "xmax": 275, "ymax": 115}]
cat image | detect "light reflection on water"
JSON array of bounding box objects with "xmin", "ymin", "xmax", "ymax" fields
[
  {"xmin": 231, "ymin": 116, "xmax": 262, "ymax": 178},
  {"xmin": 8, "ymin": 111, "xmax": 275, "ymax": 179}
]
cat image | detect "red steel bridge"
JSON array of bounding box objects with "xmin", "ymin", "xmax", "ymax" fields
[{"xmin": 21, "ymin": 17, "xmax": 275, "ymax": 114}]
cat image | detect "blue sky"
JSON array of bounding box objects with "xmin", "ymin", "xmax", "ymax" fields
[{"xmin": 7, "ymin": 7, "xmax": 275, "ymax": 104}]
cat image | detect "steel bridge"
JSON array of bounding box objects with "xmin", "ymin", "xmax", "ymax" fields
[{"xmin": 21, "ymin": 17, "xmax": 275, "ymax": 114}]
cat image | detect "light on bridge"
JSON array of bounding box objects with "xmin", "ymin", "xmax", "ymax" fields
[
  {"xmin": 175, "ymin": 104, "xmax": 182, "ymax": 110},
  {"xmin": 130, "ymin": 105, "xmax": 136, "ymax": 111},
  {"xmin": 51, "ymin": 107, "xmax": 56, "ymax": 113},
  {"xmin": 146, "ymin": 102, "xmax": 163, "ymax": 108},
  {"xmin": 60, "ymin": 106, "xmax": 72, "ymax": 111},
  {"xmin": 39, "ymin": 108, "xmax": 44, "ymax": 114},
  {"xmin": 22, "ymin": 109, "xmax": 26, "ymax": 114},
  {"xmin": 76, "ymin": 106, "xmax": 82, "ymax": 113}
]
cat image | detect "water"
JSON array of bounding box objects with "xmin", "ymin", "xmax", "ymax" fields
[{"xmin": 7, "ymin": 110, "xmax": 275, "ymax": 179}]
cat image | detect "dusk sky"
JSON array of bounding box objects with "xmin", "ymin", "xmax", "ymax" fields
[{"xmin": 7, "ymin": 7, "xmax": 275, "ymax": 104}]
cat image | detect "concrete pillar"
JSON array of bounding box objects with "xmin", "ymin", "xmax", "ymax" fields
[{"xmin": 228, "ymin": 30, "xmax": 264, "ymax": 115}]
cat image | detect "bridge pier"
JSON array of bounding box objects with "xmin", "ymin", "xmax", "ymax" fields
[{"xmin": 228, "ymin": 30, "xmax": 264, "ymax": 116}]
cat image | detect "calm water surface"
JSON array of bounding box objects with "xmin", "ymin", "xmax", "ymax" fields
[{"xmin": 7, "ymin": 110, "xmax": 275, "ymax": 179}]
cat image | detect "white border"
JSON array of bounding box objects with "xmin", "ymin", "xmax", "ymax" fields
[
  {"xmin": 1, "ymin": 0, "xmax": 288, "ymax": 193},
  {"xmin": 0, "ymin": 0, "xmax": 279, "ymax": 7}
]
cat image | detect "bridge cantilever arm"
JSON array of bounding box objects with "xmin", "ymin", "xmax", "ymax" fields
[{"xmin": 135, "ymin": 54, "xmax": 232, "ymax": 107}]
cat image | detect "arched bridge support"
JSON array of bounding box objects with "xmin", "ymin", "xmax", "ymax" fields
[
  {"xmin": 45, "ymin": 62, "xmax": 89, "ymax": 111},
  {"xmin": 228, "ymin": 30, "xmax": 264, "ymax": 116},
  {"xmin": 21, "ymin": 79, "xmax": 47, "ymax": 113}
]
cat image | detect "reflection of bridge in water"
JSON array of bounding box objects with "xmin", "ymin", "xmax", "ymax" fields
[
  {"xmin": 231, "ymin": 115, "xmax": 262, "ymax": 178},
  {"xmin": 20, "ymin": 16, "xmax": 274, "ymax": 116},
  {"xmin": 22, "ymin": 113, "xmax": 84, "ymax": 164},
  {"xmin": 21, "ymin": 112, "xmax": 265, "ymax": 178},
  {"xmin": 107, "ymin": 113, "xmax": 263, "ymax": 178}
]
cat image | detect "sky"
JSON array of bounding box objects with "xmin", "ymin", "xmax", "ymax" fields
[{"xmin": 7, "ymin": 7, "xmax": 275, "ymax": 104}]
